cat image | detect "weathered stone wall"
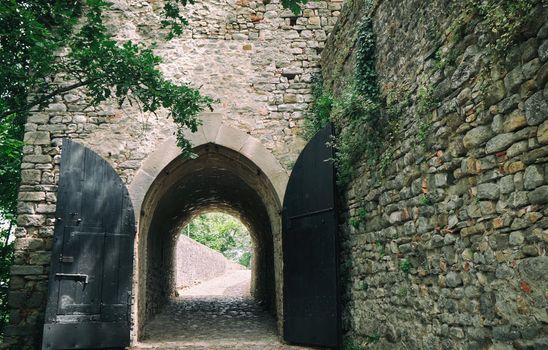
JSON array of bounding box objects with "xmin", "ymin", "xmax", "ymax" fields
[
  {"xmin": 175, "ymin": 234, "xmax": 242, "ymax": 290},
  {"xmin": 323, "ymin": 0, "xmax": 547, "ymax": 348},
  {"xmin": 5, "ymin": 0, "xmax": 341, "ymax": 348}
]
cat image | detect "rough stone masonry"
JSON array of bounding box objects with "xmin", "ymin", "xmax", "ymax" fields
[
  {"xmin": 322, "ymin": 0, "xmax": 547, "ymax": 349},
  {"xmin": 5, "ymin": 0, "xmax": 548, "ymax": 349}
]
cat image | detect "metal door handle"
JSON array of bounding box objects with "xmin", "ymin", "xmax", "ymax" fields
[{"xmin": 55, "ymin": 273, "xmax": 89, "ymax": 284}]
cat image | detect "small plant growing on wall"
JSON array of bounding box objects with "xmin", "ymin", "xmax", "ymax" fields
[
  {"xmin": 419, "ymin": 194, "xmax": 431, "ymax": 206},
  {"xmin": 343, "ymin": 337, "xmax": 364, "ymax": 350},
  {"xmin": 357, "ymin": 207, "xmax": 368, "ymax": 222},
  {"xmin": 376, "ymin": 241, "xmax": 386, "ymax": 258},
  {"xmin": 400, "ymin": 258, "xmax": 412, "ymax": 273}
]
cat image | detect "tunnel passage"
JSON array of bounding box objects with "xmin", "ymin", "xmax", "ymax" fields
[{"xmin": 136, "ymin": 143, "xmax": 281, "ymax": 337}]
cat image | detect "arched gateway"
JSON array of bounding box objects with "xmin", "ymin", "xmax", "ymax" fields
[
  {"xmin": 5, "ymin": 0, "xmax": 344, "ymax": 347},
  {"xmin": 38, "ymin": 117, "xmax": 340, "ymax": 349}
]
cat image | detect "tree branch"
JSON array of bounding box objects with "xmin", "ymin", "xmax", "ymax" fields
[{"xmin": 0, "ymin": 78, "xmax": 101, "ymax": 121}]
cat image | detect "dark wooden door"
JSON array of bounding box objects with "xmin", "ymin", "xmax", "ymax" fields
[
  {"xmin": 282, "ymin": 124, "xmax": 340, "ymax": 348},
  {"xmin": 42, "ymin": 139, "xmax": 135, "ymax": 350}
]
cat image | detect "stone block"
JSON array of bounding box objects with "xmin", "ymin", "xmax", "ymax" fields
[
  {"xmin": 23, "ymin": 131, "xmax": 50, "ymax": 145},
  {"xmin": 22, "ymin": 154, "xmax": 52, "ymax": 163},
  {"xmin": 524, "ymin": 91, "xmax": 547, "ymax": 126},
  {"xmin": 17, "ymin": 202, "xmax": 34, "ymax": 214},
  {"xmin": 504, "ymin": 66, "xmax": 525, "ymax": 93},
  {"xmin": 461, "ymin": 157, "xmax": 481, "ymax": 175},
  {"xmin": 27, "ymin": 114, "xmax": 50, "ymax": 124},
  {"xmin": 508, "ymin": 191, "xmax": 529, "ymax": 208},
  {"xmin": 215, "ymin": 124, "xmax": 249, "ymax": 152},
  {"xmin": 528, "ymin": 185, "xmax": 548, "ymax": 204},
  {"xmin": 524, "ymin": 165, "xmax": 544, "ymax": 190},
  {"xmin": 18, "ymin": 192, "xmax": 46, "ymax": 202},
  {"xmin": 484, "ymin": 80, "xmax": 506, "ymax": 107},
  {"xmin": 7, "ymin": 292, "xmax": 27, "ymax": 308},
  {"xmin": 506, "ymin": 141, "xmax": 528, "ymax": 158},
  {"xmin": 446, "ymin": 271, "xmax": 462, "ymax": 287},
  {"xmin": 17, "ymin": 214, "xmax": 45, "ymax": 226},
  {"xmin": 504, "ymin": 161, "xmax": 525, "ymax": 174},
  {"xmin": 119, "ymin": 160, "xmax": 141, "ymax": 170},
  {"xmin": 45, "ymin": 103, "xmax": 67, "ymax": 112},
  {"xmin": 35, "ymin": 204, "xmax": 56, "ymax": 214},
  {"xmin": 29, "ymin": 251, "xmax": 52, "ymax": 265},
  {"xmin": 499, "ymin": 175, "xmax": 515, "ymax": 194},
  {"xmin": 485, "ymin": 133, "xmax": 514, "ymax": 154},
  {"xmin": 537, "ymin": 120, "xmax": 548, "ymax": 144},
  {"xmin": 504, "ymin": 110, "xmax": 527, "ymax": 132},
  {"xmin": 539, "ymin": 39, "xmax": 548, "ymax": 62},
  {"xmin": 10, "ymin": 265, "xmax": 43, "ymax": 275},
  {"xmin": 20, "ymin": 170, "xmax": 42, "ymax": 185},
  {"xmin": 477, "ymin": 183, "xmax": 499, "ymax": 200},
  {"xmin": 14, "ymin": 238, "xmax": 44, "ymax": 251},
  {"xmin": 463, "ymin": 126, "xmax": 493, "ymax": 149}
]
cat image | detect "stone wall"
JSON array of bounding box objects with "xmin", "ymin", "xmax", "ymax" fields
[
  {"xmin": 175, "ymin": 234, "xmax": 243, "ymax": 290},
  {"xmin": 322, "ymin": 0, "xmax": 547, "ymax": 348},
  {"xmin": 5, "ymin": 0, "xmax": 341, "ymax": 348}
]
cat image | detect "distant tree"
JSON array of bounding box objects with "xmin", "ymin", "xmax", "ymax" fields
[{"xmin": 184, "ymin": 213, "xmax": 252, "ymax": 268}]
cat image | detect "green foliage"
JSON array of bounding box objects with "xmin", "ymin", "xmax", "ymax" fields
[
  {"xmin": 434, "ymin": 0, "xmax": 537, "ymax": 73},
  {"xmin": 355, "ymin": 17, "xmax": 379, "ymax": 98},
  {"xmin": 357, "ymin": 207, "xmax": 367, "ymax": 221},
  {"xmin": 0, "ymin": 0, "xmax": 305, "ymax": 339},
  {"xmin": 343, "ymin": 337, "xmax": 363, "ymax": 350},
  {"xmin": 414, "ymin": 84, "xmax": 438, "ymax": 149},
  {"xmin": 0, "ymin": 0, "xmax": 213, "ymax": 157},
  {"xmin": 359, "ymin": 280, "xmax": 368, "ymax": 291},
  {"xmin": 400, "ymin": 258, "xmax": 412, "ymax": 273},
  {"xmin": 332, "ymin": 16, "xmax": 385, "ymax": 186},
  {"xmin": 304, "ymin": 14, "xmax": 395, "ymax": 186},
  {"xmin": 341, "ymin": 259, "xmax": 353, "ymax": 277},
  {"xmin": 467, "ymin": 0, "xmax": 538, "ymax": 56},
  {"xmin": 0, "ymin": 113, "xmax": 23, "ymax": 223},
  {"xmin": 419, "ymin": 194, "xmax": 431, "ymax": 206},
  {"xmin": 349, "ymin": 206, "xmax": 367, "ymax": 229},
  {"xmin": 281, "ymin": 0, "xmax": 308, "ymax": 15},
  {"xmin": 303, "ymin": 74, "xmax": 333, "ymax": 140},
  {"xmin": 397, "ymin": 286, "xmax": 408, "ymax": 298},
  {"xmin": 415, "ymin": 84, "xmax": 438, "ymax": 117},
  {"xmin": 366, "ymin": 334, "xmax": 381, "ymax": 343},
  {"xmin": 184, "ymin": 212, "xmax": 252, "ymax": 267},
  {"xmin": 0, "ymin": 113, "xmax": 22, "ymax": 335},
  {"xmin": 332, "ymin": 82, "xmax": 382, "ymax": 185},
  {"xmin": 238, "ymin": 251, "xmax": 252, "ymax": 269},
  {"xmin": 0, "ymin": 229, "xmax": 13, "ymax": 340},
  {"xmin": 376, "ymin": 240, "xmax": 385, "ymax": 258},
  {"xmin": 385, "ymin": 82, "xmax": 412, "ymax": 119}
]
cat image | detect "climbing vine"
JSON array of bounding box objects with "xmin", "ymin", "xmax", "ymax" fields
[
  {"xmin": 303, "ymin": 14, "xmax": 393, "ymax": 186},
  {"xmin": 302, "ymin": 74, "xmax": 333, "ymax": 140}
]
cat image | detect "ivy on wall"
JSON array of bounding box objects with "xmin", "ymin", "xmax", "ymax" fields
[
  {"xmin": 304, "ymin": 0, "xmax": 539, "ymax": 187},
  {"xmin": 304, "ymin": 16, "xmax": 388, "ymax": 186}
]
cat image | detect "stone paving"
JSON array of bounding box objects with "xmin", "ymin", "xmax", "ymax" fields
[{"xmin": 131, "ymin": 270, "xmax": 316, "ymax": 350}]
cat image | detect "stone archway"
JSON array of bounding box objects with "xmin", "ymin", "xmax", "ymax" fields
[{"xmin": 128, "ymin": 113, "xmax": 288, "ymax": 342}]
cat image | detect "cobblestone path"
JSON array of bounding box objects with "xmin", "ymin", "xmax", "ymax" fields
[{"xmin": 131, "ymin": 270, "xmax": 315, "ymax": 350}]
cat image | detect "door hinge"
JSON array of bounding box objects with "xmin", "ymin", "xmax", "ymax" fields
[{"xmin": 59, "ymin": 254, "xmax": 74, "ymax": 263}]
